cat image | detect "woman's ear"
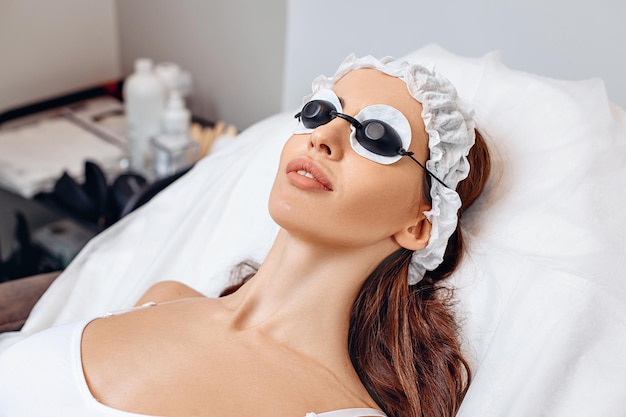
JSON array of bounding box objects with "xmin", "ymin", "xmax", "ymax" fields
[{"xmin": 393, "ymin": 216, "xmax": 431, "ymax": 251}]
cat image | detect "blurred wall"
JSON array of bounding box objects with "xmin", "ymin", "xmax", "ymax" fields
[
  {"xmin": 282, "ymin": 0, "xmax": 626, "ymax": 111},
  {"xmin": 0, "ymin": 0, "xmax": 120, "ymax": 113},
  {"xmin": 3, "ymin": 0, "xmax": 623, "ymax": 127},
  {"xmin": 116, "ymin": 0, "xmax": 287, "ymax": 130}
]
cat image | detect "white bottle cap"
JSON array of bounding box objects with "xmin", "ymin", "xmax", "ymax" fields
[
  {"xmin": 134, "ymin": 58, "xmax": 153, "ymax": 73},
  {"xmin": 155, "ymin": 62, "xmax": 181, "ymax": 94},
  {"xmin": 161, "ymin": 90, "xmax": 191, "ymax": 134}
]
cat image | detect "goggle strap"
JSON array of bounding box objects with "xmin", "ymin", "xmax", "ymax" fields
[
  {"xmin": 398, "ymin": 149, "xmax": 450, "ymax": 189},
  {"xmin": 331, "ymin": 111, "xmax": 361, "ymax": 129},
  {"xmin": 295, "ymin": 110, "xmax": 362, "ymax": 129}
]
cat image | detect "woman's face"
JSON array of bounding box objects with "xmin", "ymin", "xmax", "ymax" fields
[{"xmin": 269, "ymin": 69, "xmax": 431, "ymax": 250}]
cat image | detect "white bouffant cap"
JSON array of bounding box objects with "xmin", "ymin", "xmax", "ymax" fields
[{"xmin": 310, "ymin": 54, "xmax": 475, "ymax": 285}]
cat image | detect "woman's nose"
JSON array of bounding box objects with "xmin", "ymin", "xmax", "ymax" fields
[{"xmin": 308, "ymin": 118, "xmax": 351, "ymax": 160}]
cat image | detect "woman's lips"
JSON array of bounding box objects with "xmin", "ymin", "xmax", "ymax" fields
[{"xmin": 286, "ymin": 158, "xmax": 334, "ymax": 191}]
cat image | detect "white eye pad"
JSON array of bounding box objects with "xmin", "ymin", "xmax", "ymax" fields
[{"xmin": 349, "ymin": 104, "xmax": 412, "ymax": 165}]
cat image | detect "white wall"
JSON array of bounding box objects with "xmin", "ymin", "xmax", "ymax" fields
[
  {"xmin": 116, "ymin": 0, "xmax": 287, "ymax": 130},
  {"xmin": 282, "ymin": 0, "xmax": 626, "ymax": 111},
  {"xmin": 4, "ymin": 0, "xmax": 623, "ymax": 127},
  {"xmin": 0, "ymin": 0, "xmax": 120, "ymax": 113}
]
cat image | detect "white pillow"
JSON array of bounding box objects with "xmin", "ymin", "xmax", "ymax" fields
[
  {"xmin": 402, "ymin": 45, "xmax": 626, "ymax": 416},
  {"xmin": 2, "ymin": 44, "xmax": 625, "ymax": 417}
]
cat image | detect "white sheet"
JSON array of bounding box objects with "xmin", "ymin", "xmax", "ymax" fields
[{"xmin": 2, "ymin": 45, "xmax": 625, "ymax": 416}]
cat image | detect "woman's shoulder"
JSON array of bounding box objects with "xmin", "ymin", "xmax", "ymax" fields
[
  {"xmin": 135, "ymin": 280, "xmax": 207, "ymax": 306},
  {"xmin": 82, "ymin": 284, "xmax": 222, "ymax": 364}
]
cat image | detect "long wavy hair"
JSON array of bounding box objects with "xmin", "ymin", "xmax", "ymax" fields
[{"xmin": 222, "ymin": 130, "xmax": 491, "ymax": 417}]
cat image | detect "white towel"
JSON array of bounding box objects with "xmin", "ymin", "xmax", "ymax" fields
[{"xmin": 0, "ymin": 117, "xmax": 125, "ymax": 198}]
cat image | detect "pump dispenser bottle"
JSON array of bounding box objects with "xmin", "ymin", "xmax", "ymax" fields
[{"xmin": 151, "ymin": 91, "xmax": 199, "ymax": 179}]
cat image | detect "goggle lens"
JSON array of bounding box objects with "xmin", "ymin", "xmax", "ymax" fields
[
  {"xmin": 300, "ymin": 100, "xmax": 335, "ymax": 129},
  {"xmin": 358, "ymin": 120, "xmax": 402, "ymax": 157}
]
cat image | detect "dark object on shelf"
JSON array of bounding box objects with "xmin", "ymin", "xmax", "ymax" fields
[
  {"xmin": 32, "ymin": 220, "xmax": 96, "ymax": 269},
  {"xmin": 117, "ymin": 167, "xmax": 191, "ymax": 218},
  {"xmin": 2, "ymin": 162, "xmax": 190, "ymax": 282},
  {"xmin": 109, "ymin": 173, "xmax": 149, "ymax": 220},
  {"xmin": 48, "ymin": 161, "xmax": 111, "ymax": 228},
  {"xmin": 35, "ymin": 161, "xmax": 192, "ymax": 231},
  {"xmin": 0, "ymin": 213, "xmax": 62, "ymax": 282}
]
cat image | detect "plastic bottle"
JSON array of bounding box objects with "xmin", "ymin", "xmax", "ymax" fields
[
  {"xmin": 155, "ymin": 62, "xmax": 192, "ymax": 99},
  {"xmin": 155, "ymin": 62, "xmax": 181, "ymax": 98},
  {"xmin": 160, "ymin": 90, "xmax": 190, "ymax": 134},
  {"xmin": 123, "ymin": 58, "xmax": 165, "ymax": 175},
  {"xmin": 151, "ymin": 90, "xmax": 199, "ymax": 179}
]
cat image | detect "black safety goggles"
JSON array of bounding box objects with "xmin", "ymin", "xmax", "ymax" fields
[{"xmin": 294, "ymin": 90, "xmax": 448, "ymax": 188}]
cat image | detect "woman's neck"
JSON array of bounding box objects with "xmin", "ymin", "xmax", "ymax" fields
[{"xmin": 219, "ymin": 228, "xmax": 396, "ymax": 370}]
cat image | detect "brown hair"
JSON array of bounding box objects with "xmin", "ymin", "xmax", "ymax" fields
[
  {"xmin": 222, "ymin": 130, "xmax": 491, "ymax": 417},
  {"xmin": 349, "ymin": 130, "xmax": 491, "ymax": 417}
]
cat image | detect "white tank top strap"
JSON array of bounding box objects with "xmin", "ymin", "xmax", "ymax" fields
[
  {"xmin": 307, "ymin": 408, "xmax": 387, "ymax": 417},
  {"xmin": 99, "ymin": 301, "xmax": 158, "ymax": 317}
]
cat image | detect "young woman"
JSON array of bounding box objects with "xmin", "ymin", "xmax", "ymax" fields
[{"xmin": 0, "ymin": 55, "xmax": 490, "ymax": 417}]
